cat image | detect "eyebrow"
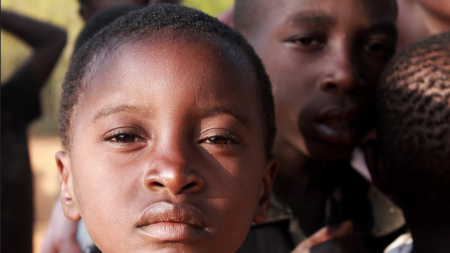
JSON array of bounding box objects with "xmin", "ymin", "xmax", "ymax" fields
[
  {"xmin": 92, "ymin": 105, "xmax": 152, "ymax": 123},
  {"xmin": 197, "ymin": 104, "xmax": 251, "ymax": 131},
  {"xmin": 287, "ymin": 11, "xmax": 337, "ymax": 26},
  {"xmin": 365, "ymin": 20, "xmax": 397, "ymax": 35}
]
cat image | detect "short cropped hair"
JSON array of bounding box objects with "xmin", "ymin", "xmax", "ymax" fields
[
  {"xmin": 59, "ymin": 4, "xmax": 276, "ymax": 155},
  {"xmin": 377, "ymin": 31, "xmax": 450, "ymax": 222},
  {"xmin": 74, "ymin": 3, "xmax": 145, "ymax": 53}
]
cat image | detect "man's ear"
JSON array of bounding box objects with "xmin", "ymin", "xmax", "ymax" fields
[
  {"xmin": 363, "ymin": 129, "xmax": 395, "ymax": 197},
  {"xmin": 253, "ymin": 154, "xmax": 278, "ymax": 223},
  {"xmin": 56, "ymin": 151, "xmax": 81, "ymax": 221}
]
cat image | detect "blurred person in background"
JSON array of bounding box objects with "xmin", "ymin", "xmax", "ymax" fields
[
  {"xmin": 1, "ymin": 10, "xmax": 67, "ymax": 253},
  {"xmin": 397, "ymin": 0, "xmax": 450, "ymax": 50},
  {"xmin": 77, "ymin": 0, "xmax": 181, "ymax": 21}
]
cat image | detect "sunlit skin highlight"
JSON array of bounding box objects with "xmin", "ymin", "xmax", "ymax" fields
[{"xmin": 56, "ymin": 36, "xmax": 277, "ymax": 253}]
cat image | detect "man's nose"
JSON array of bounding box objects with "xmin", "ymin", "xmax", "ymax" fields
[
  {"xmin": 144, "ymin": 140, "xmax": 203, "ymax": 195},
  {"xmin": 319, "ymin": 45, "xmax": 365, "ymax": 95}
]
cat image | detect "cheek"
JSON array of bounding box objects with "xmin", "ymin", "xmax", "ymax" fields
[
  {"xmin": 71, "ymin": 148, "xmax": 143, "ymax": 220},
  {"xmin": 360, "ymin": 57, "xmax": 389, "ymax": 87},
  {"xmin": 203, "ymin": 157, "xmax": 263, "ymax": 246},
  {"xmin": 70, "ymin": 149, "xmax": 147, "ymax": 248}
]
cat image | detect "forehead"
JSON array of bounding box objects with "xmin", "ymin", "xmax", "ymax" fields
[
  {"xmin": 261, "ymin": 0, "xmax": 397, "ymax": 30},
  {"xmin": 89, "ymin": 33, "xmax": 254, "ymax": 92},
  {"xmin": 79, "ymin": 34, "xmax": 259, "ymax": 121}
]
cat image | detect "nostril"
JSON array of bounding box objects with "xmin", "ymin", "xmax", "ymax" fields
[
  {"xmin": 182, "ymin": 182, "xmax": 197, "ymax": 191},
  {"xmin": 150, "ymin": 182, "xmax": 164, "ymax": 187},
  {"xmin": 325, "ymin": 83, "xmax": 338, "ymax": 90}
]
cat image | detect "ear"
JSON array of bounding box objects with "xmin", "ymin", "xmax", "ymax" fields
[
  {"xmin": 253, "ymin": 154, "xmax": 278, "ymax": 223},
  {"xmin": 56, "ymin": 151, "xmax": 81, "ymax": 221},
  {"xmin": 362, "ymin": 129, "xmax": 395, "ymax": 197}
]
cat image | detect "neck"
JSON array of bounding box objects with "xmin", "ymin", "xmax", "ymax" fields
[
  {"xmin": 272, "ymin": 137, "xmax": 328, "ymax": 235},
  {"xmin": 408, "ymin": 220, "xmax": 450, "ymax": 253},
  {"xmin": 272, "ymin": 138, "xmax": 326, "ymax": 194}
]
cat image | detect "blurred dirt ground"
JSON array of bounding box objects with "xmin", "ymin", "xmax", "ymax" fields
[{"xmin": 29, "ymin": 135, "xmax": 62, "ymax": 253}]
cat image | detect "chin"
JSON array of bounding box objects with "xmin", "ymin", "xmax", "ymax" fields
[{"xmin": 306, "ymin": 142, "xmax": 355, "ymax": 161}]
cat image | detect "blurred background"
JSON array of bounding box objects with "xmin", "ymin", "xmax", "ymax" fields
[{"xmin": 1, "ymin": 1, "xmax": 233, "ymax": 251}]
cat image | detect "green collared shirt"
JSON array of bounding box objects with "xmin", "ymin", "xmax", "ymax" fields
[{"xmin": 237, "ymin": 161, "xmax": 406, "ymax": 253}]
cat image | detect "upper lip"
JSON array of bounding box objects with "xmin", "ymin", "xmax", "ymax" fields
[{"xmin": 137, "ymin": 202, "xmax": 208, "ymax": 228}]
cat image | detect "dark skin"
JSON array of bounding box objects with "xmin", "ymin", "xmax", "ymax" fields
[
  {"xmin": 240, "ymin": 0, "xmax": 397, "ymax": 250},
  {"xmin": 57, "ymin": 37, "xmax": 277, "ymax": 253},
  {"xmin": 78, "ymin": 0, "xmax": 181, "ymax": 21}
]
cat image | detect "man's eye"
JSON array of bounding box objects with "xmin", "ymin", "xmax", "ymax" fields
[
  {"xmin": 285, "ymin": 35, "xmax": 324, "ymax": 51},
  {"xmin": 363, "ymin": 42, "xmax": 393, "ymax": 58},
  {"xmin": 108, "ymin": 134, "xmax": 141, "ymax": 143},
  {"xmin": 294, "ymin": 37, "xmax": 318, "ymax": 46},
  {"xmin": 204, "ymin": 136, "xmax": 236, "ymax": 145}
]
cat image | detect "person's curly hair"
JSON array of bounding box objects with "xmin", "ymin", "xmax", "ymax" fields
[{"xmin": 377, "ymin": 31, "xmax": 450, "ymax": 222}]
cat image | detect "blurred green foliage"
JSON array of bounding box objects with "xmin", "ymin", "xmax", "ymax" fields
[{"xmin": 1, "ymin": 0, "xmax": 234, "ymax": 134}]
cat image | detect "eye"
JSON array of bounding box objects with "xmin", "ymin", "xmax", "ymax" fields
[
  {"xmin": 363, "ymin": 41, "xmax": 393, "ymax": 59},
  {"xmin": 108, "ymin": 133, "xmax": 142, "ymax": 143},
  {"xmin": 294, "ymin": 37, "xmax": 319, "ymax": 46},
  {"xmin": 286, "ymin": 35, "xmax": 325, "ymax": 51},
  {"xmin": 102, "ymin": 127, "xmax": 147, "ymax": 146},
  {"xmin": 204, "ymin": 136, "xmax": 237, "ymax": 145},
  {"xmin": 199, "ymin": 130, "xmax": 241, "ymax": 146}
]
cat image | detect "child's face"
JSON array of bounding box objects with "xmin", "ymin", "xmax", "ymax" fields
[
  {"xmin": 57, "ymin": 38, "xmax": 276, "ymax": 252},
  {"xmin": 245, "ymin": 0, "xmax": 397, "ymax": 160}
]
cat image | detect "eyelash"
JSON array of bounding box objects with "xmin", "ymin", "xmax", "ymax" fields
[
  {"xmin": 103, "ymin": 128, "xmax": 147, "ymax": 144},
  {"xmin": 362, "ymin": 41, "xmax": 393, "ymax": 59},
  {"xmin": 286, "ymin": 35, "xmax": 393, "ymax": 58},
  {"xmin": 286, "ymin": 35, "xmax": 325, "ymax": 51},
  {"xmin": 199, "ymin": 130, "xmax": 241, "ymax": 146},
  {"xmin": 102, "ymin": 128, "xmax": 241, "ymax": 147}
]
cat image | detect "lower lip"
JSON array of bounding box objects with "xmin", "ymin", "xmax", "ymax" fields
[
  {"xmin": 138, "ymin": 222, "xmax": 205, "ymax": 241},
  {"xmin": 314, "ymin": 122, "xmax": 361, "ymax": 146}
]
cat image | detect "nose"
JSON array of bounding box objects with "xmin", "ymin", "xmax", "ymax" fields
[
  {"xmin": 144, "ymin": 142, "xmax": 203, "ymax": 195},
  {"xmin": 319, "ymin": 45, "xmax": 365, "ymax": 95}
]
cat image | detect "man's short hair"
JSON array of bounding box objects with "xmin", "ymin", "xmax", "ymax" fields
[
  {"xmin": 59, "ymin": 4, "xmax": 276, "ymax": 155},
  {"xmin": 377, "ymin": 31, "xmax": 450, "ymax": 222}
]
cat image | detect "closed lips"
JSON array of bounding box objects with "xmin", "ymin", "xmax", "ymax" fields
[{"xmin": 137, "ymin": 202, "xmax": 209, "ymax": 241}]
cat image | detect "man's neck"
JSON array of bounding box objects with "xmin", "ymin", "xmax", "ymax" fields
[
  {"xmin": 272, "ymin": 138, "xmax": 326, "ymax": 193},
  {"xmin": 272, "ymin": 137, "xmax": 328, "ymax": 235}
]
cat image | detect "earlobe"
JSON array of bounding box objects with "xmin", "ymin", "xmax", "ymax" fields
[
  {"xmin": 253, "ymin": 154, "xmax": 278, "ymax": 224},
  {"xmin": 56, "ymin": 151, "xmax": 81, "ymax": 221}
]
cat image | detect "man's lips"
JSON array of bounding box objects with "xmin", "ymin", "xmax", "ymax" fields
[
  {"xmin": 316, "ymin": 108, "xmax": 361, "ymax": 126},
  {"xmin": 137, "ymin": 202, "xmax": 208, "ymax": 241},
  {"xmin": 313, "ymin": 107, "xmax": 364, "ymax": 145}
]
